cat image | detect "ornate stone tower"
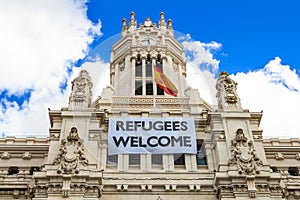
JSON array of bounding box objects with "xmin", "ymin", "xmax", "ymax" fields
[{"xmin": 108, "ymin": 12, "xmax": 187, "ymax": 98}]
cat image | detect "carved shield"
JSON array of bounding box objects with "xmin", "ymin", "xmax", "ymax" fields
[
  {"xmin": 65, "ymin": 145, "xmax": 77, "ymax": 162},
  {"xmin": 239, "ymin": 146, "xmax": 251, "ymax": 162}
]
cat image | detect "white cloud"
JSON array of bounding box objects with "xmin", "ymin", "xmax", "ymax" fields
[
  {"xmin": 232, "ymin": 57, "xmax": 300, "ymax": 138},
  {"xmin": 180, "ymin": 34, "xmax": 221, "ymax": 105},
  {"xmin": 180, "ymin": 35, "xmax": 300, "ymax": 138},
  {"xmin": 180, "ymin": 34, "xmax": 221, "ymax": 74},
  {"xmin": 0, "ymin": 0, "xmax": 101, "ymax": 136}
]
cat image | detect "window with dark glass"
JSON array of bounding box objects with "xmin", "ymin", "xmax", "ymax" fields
[
  {"xmin": 107, "ymin": 154, "xmax": 118, "ymax": 165},
  {"xmin": 156, "ymin": 56, "xmax": 164, "ymax": 95},
  {"xmin": 146, "ymin": 58, "xmax": 152, "ymax": 77},
  {"xmin": 174, "ymin": 154, "xmax": 185, "ymax": 165},
  {"xmin": 288, "ymin": 167, "xmax": 299, "ymax": 176},
  {"xmin": 129, "ymin": 154, "xmax": 140, "ymax": 165},
  {"xmin": 135, "ymin": 81, "xmax": 142, "ymax": 95},
  {"xmin": 196, "ymin": 140, "xmax": 207, "ymax": 165},
  {"xmin": 270, "ymin": 166, "xmax": 278, "ymax": 173},
  {"xmin": 152, "ymin": 154, "xmax": 163, "ymax": 165},
  {"xmin": 8, "ymin": 167, "xmax": 19, "ymax": 175},
  {"xmin": 146, "ymin": 81, "xmax": 153, "ymax": 95},
  {"xmin": 135, "ymin": 55, "xmax": 142, "ymax": 77},
  {"xmin": 156, "ymin": 55, "xmax": 163, "ymax": 71}
]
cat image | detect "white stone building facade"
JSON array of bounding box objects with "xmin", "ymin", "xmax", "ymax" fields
[{"xmin": 0, "ymin": 12, "xmax": 300, "ymax": 200}]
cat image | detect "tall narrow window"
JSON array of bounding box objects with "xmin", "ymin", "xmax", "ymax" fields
[
  {"xmin": 135, "ymin": 55, "xmax": 142, "ymax": 77},
  {"xmin": 146, "ymin": 56, "xmax": 152, "ymax": 77},
  {"xmin": 146, "ymin": 81, "xmax": 153, "ymax": 95},
  {"xmin": 196, "ymin": 140, "xmax": 207, "ymax": 165},
  {"xmin": 135, "ymin": 81, "xmax": 143, "ymax": 95},
  {"xmin": 156, "ymin": 55, "xmax": 163, "ymax": 71},
  {"xmin": 135, "ymin": 55, "xmax": 143, "ymax": 95},
  {"xmin": 156, "ymin": 55, "xmax": 164, "ymax": 95}
]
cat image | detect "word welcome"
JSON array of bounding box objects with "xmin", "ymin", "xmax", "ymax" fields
[{"xmin": 113, "ymin": 136, "xmax": 192, "ymax": 148}]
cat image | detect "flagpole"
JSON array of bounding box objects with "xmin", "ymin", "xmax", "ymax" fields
[{"xmin": 152, "ymin": 60, "xmax": 156, "ymax": 109}]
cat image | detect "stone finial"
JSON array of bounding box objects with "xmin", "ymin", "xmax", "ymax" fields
[
  {"xmin": 122, "ymin": 18, "xmax": 127, "ymax": 32},
  {"xmin": 68, "ymin": 70, "xmax": 93, "ymax": 109},
  {"xmin": 159, "ymin": 12, "xmax": 166, "ymax": 28},
  {"xmin": 216, "ymin": 71, "xmax": 242, "ymax": 111},
  {"xmin": 130, "ymin": 11, "xmax": 135, "ymax": 20},
  {"xmin": 167, "ymin": 19, "xmax": 173, "ymax": 30},
  {"xmin": 129, "ymin": 12, "xmax": 137, "ymax": 30}
]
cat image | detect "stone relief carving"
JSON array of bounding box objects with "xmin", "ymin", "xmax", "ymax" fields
[
  {"xmin": 216, "ymin": 72, "xmax": 240, "ymax": 109},
  {"xmin": 228, "ymin": 129, "xmax": 263, "ymax": 174},
  {"xmin": 69, "ymin": 70, "xmax": 93, "ymax": 107},
  {"xmin": 119, "ymin": 61, "xmax": 125, "ymax": 71},
  {"xmin": 1, "ymin": 152, "xmax": 10, "ymax": 159},
  {"xmin": 53, "ymin": 127, "xmax": 88, "ymax": 174},
  {"xmin": 223, "ymin": 78, "xmax": 238, "ymax": 104}
]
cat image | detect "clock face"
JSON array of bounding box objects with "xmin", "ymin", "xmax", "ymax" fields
[{"xmin": 141, "ymin": 36, "xmax": 156, "ymax": 46}]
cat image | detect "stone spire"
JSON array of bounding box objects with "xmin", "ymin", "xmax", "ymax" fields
[
  {"xmin": 68, "ymin": 70, "xmax": 93, "ymax": 110},
  {"xmin": 159, "ymin": 12, "xmax": 166, "ymax": 29},
  {"xmin": 122, "ymin": 18, "xmax": 127, "ymax": 32},
  {"xmin": 129, "ymin": 11, "xmax": 137, "ymax": 30},
  {"xmin": 216, "ymin": 71, "xmax": 242, "ymax": 111}
]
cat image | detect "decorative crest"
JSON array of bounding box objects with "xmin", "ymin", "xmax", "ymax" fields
[
  {"xmin": 228, "ymin": 129, "xmax": 263, "ymax": 174},
  {"xmin": 53, "ymin": 127, "xmax": 88, "ymax": 174}
]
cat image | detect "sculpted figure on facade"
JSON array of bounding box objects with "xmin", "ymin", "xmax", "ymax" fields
[
  {"xmin": 69, "ymin": 70, "xmax": 93, "ymax": 108},
  {"xmin": 228, "ymin": 129, "xmax": 263, "ymax": 174},
  {"xmin": 216, "ymin": 71, "xmax": 240, "ymax": 109},
  {"xmin": 53, "ymin": 127, "xmax": 89, "ymax": 174}
]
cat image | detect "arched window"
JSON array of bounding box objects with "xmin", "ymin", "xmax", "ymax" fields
[
  {"xmin": 135, "ymin": 54, "xmax": 142, "ymax": 77},
  {"xmin": 156, "ymin": 54, "xmax": 164, "ymax": 95},
  {"xmin": 135, "ymin": 55, "xmax": 143, "ymax": 95}
]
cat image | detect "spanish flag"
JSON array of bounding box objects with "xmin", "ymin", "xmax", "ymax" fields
[{"xmin": 154, "ymin": 65, "xmax": 178, "ymax": 97}]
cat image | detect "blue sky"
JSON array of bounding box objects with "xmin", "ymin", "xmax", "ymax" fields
[
  {"xmin": 86, "ymin": 0, "xmax": 300, "ymax": 74},
  {"xmin": 0, "ymin": 0, "xmax": 299, "ymax": 138}
]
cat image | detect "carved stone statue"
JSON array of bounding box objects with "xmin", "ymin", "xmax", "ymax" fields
[
  {"xmin": 53, "ymin": 127, "xmax": 89, "ymax": 174},
  {"xmin": 228, "ymin": 129, "xmax": 263, "ymax": 174},
  {"xmin": 69, "ymin": 70, "xmax": 93, "ymax": 108},
  {"xmin": 216, "ymin": 71, "xmax": 241, "ymax": 110}
]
